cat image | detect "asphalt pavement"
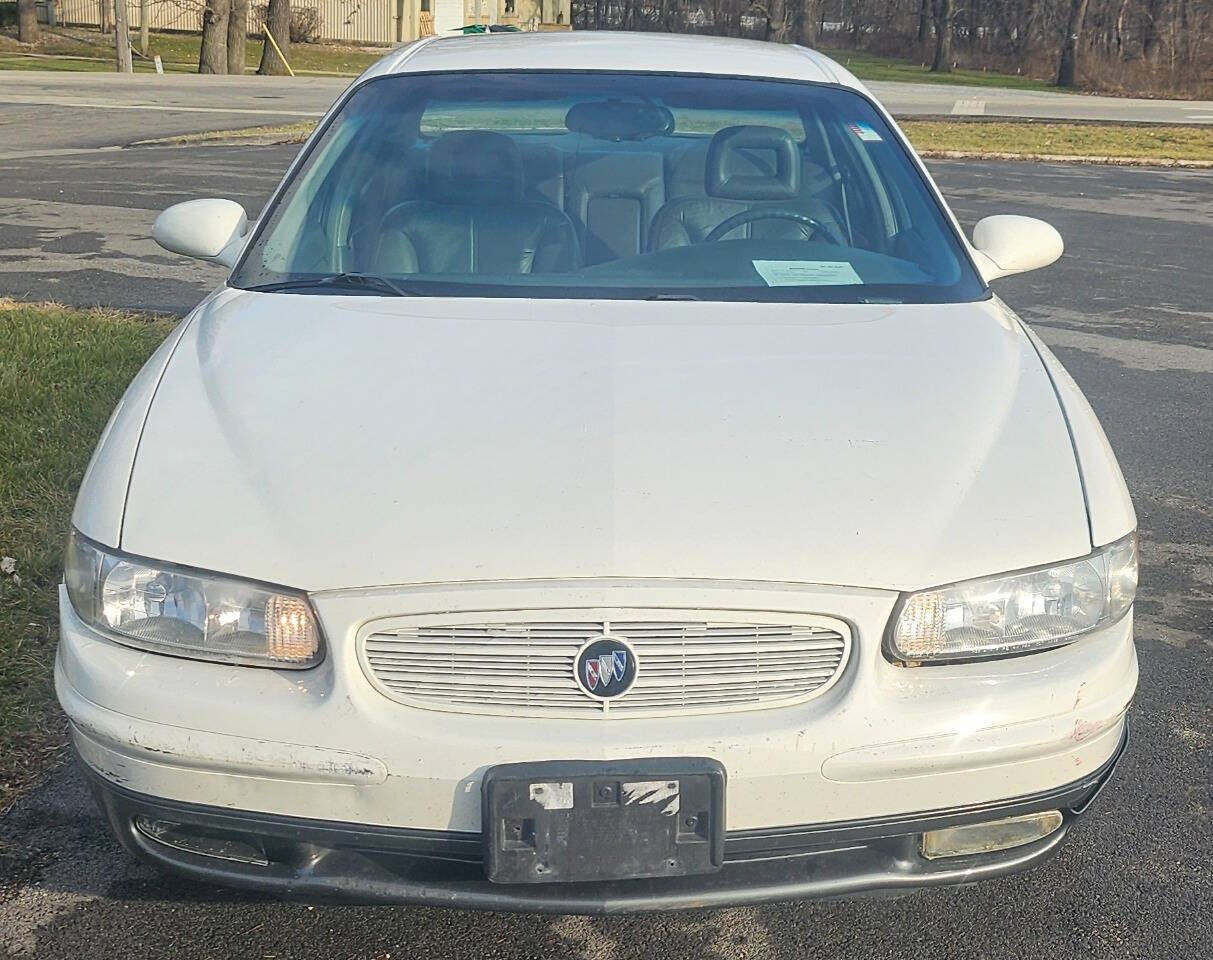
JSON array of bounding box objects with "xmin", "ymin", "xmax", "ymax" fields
[
  {"xmin": 0, "ymin": 142, "xmax": 1211, "ymax": 956},
  {"xmin": 0, "ymin": 73, "xmax": 339, "ymax": 158},
  {"xmin": 865, "ymin": 78, "xmax": 1213, "ymax": 124}
]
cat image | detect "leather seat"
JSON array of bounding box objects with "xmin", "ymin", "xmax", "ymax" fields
[
  {"xmin": 565, "ymin": 149, "xmax": 666, "ymax": 264},
  {"xmin": 649, "ymin": 126, "xmax": 843, "ymax": 251},
  {"xmin": 372, "ymin": 131, "xmax": 579, "ymax": 275}
]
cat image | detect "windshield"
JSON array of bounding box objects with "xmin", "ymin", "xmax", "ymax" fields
[{"xmin": 232, "ymin": 71, "xmax": 985, "ymax": 303}]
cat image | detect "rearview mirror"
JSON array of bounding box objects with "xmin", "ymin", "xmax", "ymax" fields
[
  {"xmin": 153, "ymin": 199, "xmax": 250, "ymax": 269},
  {"xmin": 970, "ymin": 215, "xmax": 1064, "ymax": 283}
]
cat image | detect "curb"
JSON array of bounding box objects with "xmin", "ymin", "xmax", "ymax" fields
[
  {"xmin": 918, "ymin": 149, "xmax": 1213, "ymax": 167},
  {"xmin": 135, "ymin": 140, "xmax": 1213, "ymax": 165},
  {"xmin": 134, "ymin": 134, "xmax": 309, "ymax": 148}
]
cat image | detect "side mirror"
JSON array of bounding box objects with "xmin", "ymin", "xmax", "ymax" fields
[
  {"xmin": 152, "ymin": 199, "xmax": 250, "ymax": 269},
  {"xmin": 970, "ymin": 215, "xmax": 1064, "ymax": 283}
]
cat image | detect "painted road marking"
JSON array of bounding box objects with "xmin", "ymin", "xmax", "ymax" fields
[
  {"xmin": 951, "ymin": 99, "xmax": 987, "ymax": 116},
  {"xmin": 0, "ymin": 145, "xmax": 124, "ymax": 162},
  {"xmin": 0, "ymin": 95, "xmax": 323, "ymax": 118}
]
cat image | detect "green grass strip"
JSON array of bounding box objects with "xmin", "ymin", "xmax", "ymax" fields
[{"xmin": 0, "ymin": 301, "xmax": 174, "ymax": 810}]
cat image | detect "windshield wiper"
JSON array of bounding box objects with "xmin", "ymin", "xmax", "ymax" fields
[
  {"xmin": 646, "ymin": 293, "xmax": 701, "ymax": 301},
  {"xmin": 244, "ymin": 272, "xmax": 418, "ymax": 297}
]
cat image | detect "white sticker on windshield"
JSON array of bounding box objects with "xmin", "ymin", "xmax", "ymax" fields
[
  {"xmin": 752, "ymin": 260, "xmax": 863, "ymax": 287},
  {"xmin": 848, "ymin": 122, "xmax": 883, "ymax": 142}
]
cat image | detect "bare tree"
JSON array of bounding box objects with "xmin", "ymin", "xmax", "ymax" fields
[
  {"xmin": 258, "ymin": 0, "xmax": 292, "ymax": 76},
  {"xmin": 798, "ymin": 0, "xmax": 821, "ymax": 44},
  {"xmin": 804, "ymin": 0, "xmax": 823, "ymax": 42},
  {"xmin": 1142, "ymin": 0, "xmax": 1169, "ymax": 63},
  {"xmin": 767, "ymin": 0, "xmax": 794, "ymax": 41},
  {"xmin": 228, "ymin": 0, "xmax": 249, "ymax": 75},
  {"xmin": 570, "ymin": 0, "xmax": 1213, "ymax": 96},
  {"xmin": 16, "ymin": 0, "xmax": 40, "ymax": 43},
  {"xmin": 199, "ymin": 0, "xmax": 231, "ymax": 74},
  {"xmin": 1057, "ymin": 0, "xmax": 1092, "ymax": 84},
  {"xmin": 1023, "ymin": 0, "xmax": 1044, "ymax": 55},
  {"xmin": 932, "ymin": 0, "xmax": 954, "ymax": 70},
  {"xmin": 917, "ymin": 0, "xmax": 932, "ymax": 42},
  {"xmin": 114, "ymin": 0, "xmax": 133, "ymax": 72}
]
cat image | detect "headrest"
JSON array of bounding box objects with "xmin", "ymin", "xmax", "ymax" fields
[
  {"xmin": 565, "ymin": 99, "xmax": 674, "ymax": 141},
  {"xmin": 427, "ymin": 130, "xmax": 524, "ymax": 204},
  {"xmin": 706, "ymin": 125, "xmax": 801, "ymax": 201}
]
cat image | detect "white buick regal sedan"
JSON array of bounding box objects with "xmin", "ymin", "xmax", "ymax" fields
[{"xmin": 57, "ymin": 32, "xmax": 1138, "ymax": 912}]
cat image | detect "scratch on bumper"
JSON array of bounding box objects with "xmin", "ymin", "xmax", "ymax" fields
[{"xmin": 59, "ymin": 661, "xmax": 387, "ymax": 786}]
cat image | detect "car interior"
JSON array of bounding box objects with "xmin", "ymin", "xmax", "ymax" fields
[
  {"xmin": 245, "ymin": 77, "xmax": 977, "ymax": 299},
  {"xmin": 344, "ymin": 106, "xmax": 855, "ymax": 276}
]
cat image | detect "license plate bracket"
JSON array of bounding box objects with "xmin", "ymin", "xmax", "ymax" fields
[{"xmin": 483, "ymin": 758, "xmax": 726, "ymax": 884}]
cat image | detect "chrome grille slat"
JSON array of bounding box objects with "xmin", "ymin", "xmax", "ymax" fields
[
  {"xmin": 368, "ymin": 672, "xmax": 583, "ymax": 690},
  {"xmin": 367, "ymin": 661, "xmax": 573, "ymax": 674},
  {"xmin": 360, "ymin": 614, "xmax": 850, "ymax": 718}
]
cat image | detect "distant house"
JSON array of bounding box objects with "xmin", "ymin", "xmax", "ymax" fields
[
  {"xmin": 52, "ymin": 0, "xmax": 572, "ymax": 46},
  {"xmin": 425, "ymin": 0, "xmax": 571, "ymax": 37}
]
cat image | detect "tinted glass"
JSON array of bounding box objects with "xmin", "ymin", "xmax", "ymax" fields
[{"xmin": 232, "ymin": 71, "xmax": 985, "ymax": 303}]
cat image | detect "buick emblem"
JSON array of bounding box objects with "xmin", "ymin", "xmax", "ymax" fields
[{"xmin": 574, "ymin": 636, "xmax": 638, "ymax": 701}]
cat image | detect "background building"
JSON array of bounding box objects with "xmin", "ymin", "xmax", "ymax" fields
[{"xmin": 50, "ymin": 0, "xmax": 571, "ymax": 46}]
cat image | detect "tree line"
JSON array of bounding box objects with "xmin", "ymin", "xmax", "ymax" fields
[
  {"xmin": 572, "ymin": 0, "xmax": 1212, "ymax": 94},
  {"xmin": 199, "ymin": 0, "xmax": 290, "ymax": 73},
  {"xmin": 12, "ymin": 0, "xmax": 293, "ymax": 76}
]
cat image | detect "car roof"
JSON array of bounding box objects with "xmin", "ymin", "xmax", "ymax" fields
[{"xmin": 359, "ymin": 30, "xmax": 868, "ymax": 93}]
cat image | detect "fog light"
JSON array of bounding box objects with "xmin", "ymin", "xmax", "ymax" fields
[
  {"xmin": 920, "ymin": 810, "xmax": 1064, "ymax": 860},
  {"xmin": 134, "ymin": 816, "xmax": 269, "ymax": 866}
]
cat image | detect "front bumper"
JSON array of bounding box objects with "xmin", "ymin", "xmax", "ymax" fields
[
  {"xmin": 58, "ymin": 575, "xmax": 1139, "ymax": 911},
  {"xmin": 84, "ymin": 728, "xmax": 1126, "ymax": 913},
  {"xmin": 56, "ymin": 580, "xmax": 1139, "ymax": 834}
]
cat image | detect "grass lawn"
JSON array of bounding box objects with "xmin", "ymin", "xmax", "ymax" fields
[
  {"xmin": 824, "ymin": 48, "xmax": 1058, "ymax": 92},
  {"xmin": 0, "ymin": 301, "xmax": 175, "ymax": 812},
  {"xmin": 901, "ymin": 120, "xmax": 1213, "ymax": 161},
  {"xmin": 0, "ymin": 25, "xmax": 384, "ymax": 75}
]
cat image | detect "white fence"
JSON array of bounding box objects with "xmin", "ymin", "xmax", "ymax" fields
[{"xmin": 55, "ymin": 0, "xmax": 403, "ymax": 45}]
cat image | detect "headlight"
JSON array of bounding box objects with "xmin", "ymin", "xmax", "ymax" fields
[
  {"xmin": 888, "ymin": 533, "xmax": 1137, "ymax": 664},
  {"xmin": 64, "ymin": 531, "xmax": 323, "ymax": 668}
]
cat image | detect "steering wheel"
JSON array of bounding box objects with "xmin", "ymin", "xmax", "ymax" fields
[{"xmin": 704, "ymin": 209, "xmax": 843, "ymax": 245}]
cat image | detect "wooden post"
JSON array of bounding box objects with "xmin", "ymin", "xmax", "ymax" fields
[
  {"xmin": 114, "ymin": 0, "xmax": 133, "ymax": 72},
  {"xmin": 139, "ymin": 0, "xmax": 148, "ymax": 57}
]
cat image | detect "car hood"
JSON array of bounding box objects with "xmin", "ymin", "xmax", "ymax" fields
[{"xmin": 119, "ymin": 290, "xmax": 1090, "ymax": 593}]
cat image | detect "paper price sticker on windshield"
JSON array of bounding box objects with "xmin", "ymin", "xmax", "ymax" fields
[{"xmin": 752, "ymin": 260, "xmax": 863, "ymax": 287}]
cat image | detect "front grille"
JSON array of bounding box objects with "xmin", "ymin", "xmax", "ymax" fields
[{"xmin": 359, "ymin": 614, "xmax": 850, "ymax": 718}]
